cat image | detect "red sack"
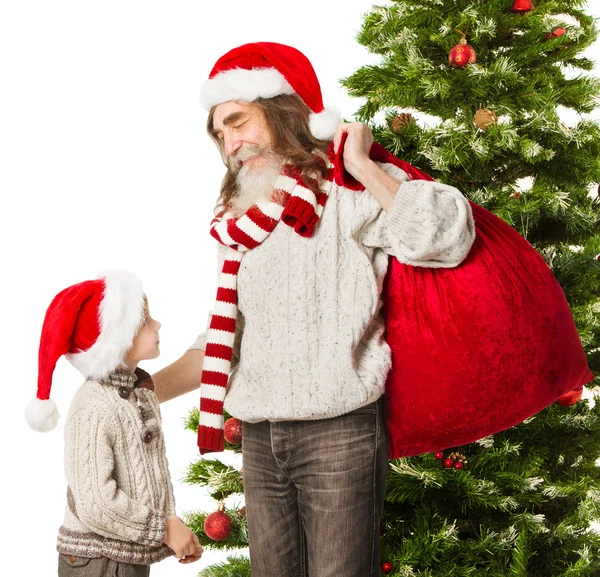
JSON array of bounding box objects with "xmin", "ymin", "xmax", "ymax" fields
[{"xmin": 331, "ymin": 137, "xmax": 593, "ymax": 459}]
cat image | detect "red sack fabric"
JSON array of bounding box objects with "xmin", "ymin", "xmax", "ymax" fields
[{"xmin": 330, "ymin": 136, "xmax": 593, "ymax": 459}]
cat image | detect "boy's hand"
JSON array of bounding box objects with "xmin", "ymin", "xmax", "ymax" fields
[
  {"xmin": 164, "ymin": 515, "xmax": 201, "ymax": 560},
  {"xmin": 179, "ymin": 543, "xmax": 204, "ymax": 564}
]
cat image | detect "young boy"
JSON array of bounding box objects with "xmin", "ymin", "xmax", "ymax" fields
[{"xmin": 25, "ymin": 269, "xmax": 203, "ymax": 576}]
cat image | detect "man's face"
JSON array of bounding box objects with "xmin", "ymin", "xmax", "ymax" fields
[{"xmin": 212, "ymin": 101, "xmax": 273, "ymax": 173}]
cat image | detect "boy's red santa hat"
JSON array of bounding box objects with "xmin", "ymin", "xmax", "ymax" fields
[
  {"xmin": 25, "ymin": 270, "xmax": 146, "ymax": 432},
  {"xmin": 200, "ymin": 42, "xmax": 342, "ymax": 140}
]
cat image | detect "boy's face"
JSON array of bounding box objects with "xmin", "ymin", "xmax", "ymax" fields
[{"xmin": 125, "ymin": 299, "xmax": 161, "ymax": 366}]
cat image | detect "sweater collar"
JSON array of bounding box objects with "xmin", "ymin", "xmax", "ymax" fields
[{"xmin": 100, "ymin": 367, "xmax": 155, "ymax": 392}]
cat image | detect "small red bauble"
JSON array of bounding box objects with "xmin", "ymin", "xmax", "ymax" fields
[
  {"xmin": 454, "ymin": 461, "xmax": 464, "ymax": 470},
  {"xmin": 545, "ymin": 27, "xmax": 567, "ymax": 45},
  {"xmin": 556, "ymin": 386, "xmax": 584, "ymax": 407},
  {"xmin": 204, "ymin": 507, "xmax": 232, "ymax": 541},
  {"xmin": 224, "ymin": 417, "xmax": 243, "ymax": 445},
  {"xmin": 449, "ymin": 38, "xmax": 476, "ymax": 68},
  {"xmin": 435, "ymin": 451, "xmax": 444, "ymax": 460},
  {"xmin": 444, "ymin": 458, "xmax": 454, "ymax": 468},
  {"xmin": 512, "ymin": 0, "xmax": 534, "ymax": 13},
  {"xmin": 551, "ymin": 27, "xmax": 567, "ymax": 38},
  {"xmin": 382, "ymin": 562, "xmax": 393, "ymax": 574},
  {"xmin": 380, "ymin": 522, "xmax": 386, "ymax": 536}
]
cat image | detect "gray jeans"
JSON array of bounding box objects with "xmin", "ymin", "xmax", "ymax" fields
[
  {"xmin": 242, "ymin": 397, "xmax": 388, "ymax": 577},
  {"xmin": 57, "ymin": 554, "xmax": 150, "ymax": 577}
]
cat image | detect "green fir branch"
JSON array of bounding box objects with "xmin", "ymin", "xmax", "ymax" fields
[
  {"xmin": 198, "ymin": 555, "xmax": 251, "ymax": 577},
  {"xmin": 183, "ymin": 458, "xmax": 243, "ymax": 500}
]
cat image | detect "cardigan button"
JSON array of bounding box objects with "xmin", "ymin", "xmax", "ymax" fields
[
  {"xmin": 143, "ymin": 431, "xmax": 153, "ymax": 443},
  {"xmin": 69, "ymin": 556, "xmax": 76, "ymax": 564},
  {"xmin": 118, "ymin": 386, "xmax": 130, "ymax": 399}
]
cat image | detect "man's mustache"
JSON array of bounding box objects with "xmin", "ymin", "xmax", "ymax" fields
[{"xmin": 227, "ymin": 145, "xmax": 269, "ymax": 174}]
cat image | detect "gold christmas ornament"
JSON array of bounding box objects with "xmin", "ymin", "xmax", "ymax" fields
[
  {"xmin": 474, "ymin": 108, "xmax": 497, "ymax": 130},
  {"xmin": 444, "ymin": 451, "xmax": 468, "ymax": 470},
  {"xmin": 391, "ymin": 113, "xmax": 415, "ymax": 133},
  {"xmin": 448, "ymin": 451, "xmax": 467, "ymax": 462}
]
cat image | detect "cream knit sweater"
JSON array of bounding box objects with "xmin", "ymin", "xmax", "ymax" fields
[
  {"xmin": 191, "ymin": 162, "xmax": 475, "ymax": 423},
  {"xmin": 56, "ymin": 371, "xmax": 175, "ymax": 564}
]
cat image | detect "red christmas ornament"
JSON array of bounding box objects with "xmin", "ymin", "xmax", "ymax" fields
[
  {"xmin": 444, "ymin": 458, "xmax": 454, "ymax": 468},
  {"xmin": 224, "ymin": 417, "xmax": 243, "ymax": 445},
  {"xmin": 512, "ymin": 0, "xmax": 534, "ymax": 13},
  {"xmin": 382, "ymin": 562, "xmax": 393, "ymax": 574},
  {"xmin": 204, "ymin": 504, "xmax": 232, "ymax": 541},
  {"xmin": 556, "ymin": 386, "xmax": 584, "ymax": 406},
  {"xmin": 380, "ymin": 522, "xmax": 386, "ymax": 536},
  {"xmin": 454, "ymin": 461, "xmax": 464, "ymax": 470},
  {"xmin": 449, "ymin": 38, "xmax": 476, "ymax": 68},
  {"xmin": 545, "ymin": 28, "xmax": 568, "ymax": 50},
  {"xmin": 435, "ymin": 451, "xmax": 444, "ymax": 460},
  {"xmin": 549, "ymin": 27, "xmax": 567, "ymax": 38}
]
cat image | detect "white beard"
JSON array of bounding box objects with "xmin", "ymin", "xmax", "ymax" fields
[{"xmin": 229, "ymin": 151, "xmax": 283, "ymax": 216}]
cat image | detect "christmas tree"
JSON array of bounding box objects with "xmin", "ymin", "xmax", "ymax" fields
[
  {"xmin": 183, "ymin": 1, "xmax": 600, "ymax": 575},
  {"xmin": 341, "ymin": 0, "xmax": 600, "ymax": 574},
  {"xmin": 183, "ymin": 410, "xmax": 249, "ymax": 576}
]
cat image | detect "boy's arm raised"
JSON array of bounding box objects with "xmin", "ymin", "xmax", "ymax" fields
[{"xmin": 152, "ymin": 348, "xmax": 205, "ymax": 403}]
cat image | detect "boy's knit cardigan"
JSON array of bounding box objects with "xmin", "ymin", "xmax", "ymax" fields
[{"xmin": 56, "ymin": 369, "xmax": 175, "ymax": 565}]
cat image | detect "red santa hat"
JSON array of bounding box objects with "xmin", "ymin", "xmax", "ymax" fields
[
  {"xmin": 25, "ymin": 269, "xmax": 146, "ymax": 432},
  {"xmin": 200, "ymin": 42, "xmax": 342, "ymax": 140}
]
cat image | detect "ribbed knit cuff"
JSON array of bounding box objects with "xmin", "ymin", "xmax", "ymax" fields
[
  {"xmin": 139, "ymin": 510, "xmax": 167, "ymax": 548},
  {"xmin": 387, "ymin": 179, "xmax": 454, "ymax": 256},
  {"xmin": 198, "ymin": 426, "xmax": 225, "ymax": 455},
  {"xmin": 282, "ymin": 196, "xmax": 320, "ymax": 237}
]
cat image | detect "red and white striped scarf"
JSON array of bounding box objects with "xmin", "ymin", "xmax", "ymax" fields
[{"xmin": 198, "ymin": 160, "xmax": 332, "ymax": 453}]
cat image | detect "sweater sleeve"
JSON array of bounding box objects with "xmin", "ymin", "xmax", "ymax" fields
[
  {"xmin": 65, "ymin": 407, "xmax": 167, "ymax": 547},
  {"xmin": 358, "ymin": 162, "xmax": 475, "ymax": 268},
  {"xmin": 188, "ymin": 244, "xmax": 244, "ymax": 370}
]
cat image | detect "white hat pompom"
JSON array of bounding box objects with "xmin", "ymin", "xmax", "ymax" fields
[
  {"xmin": 25, "ymin": 397, "xmax": 60, "ymax": 432},
  {"xmin": 309, "ymin": 105, "xmax": 342, "ymax": 140}
]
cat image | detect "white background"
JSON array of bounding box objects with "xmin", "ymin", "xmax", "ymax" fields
[{"xmin": 1, "ymin": 2, "xmax": 599, "ymax": 575}]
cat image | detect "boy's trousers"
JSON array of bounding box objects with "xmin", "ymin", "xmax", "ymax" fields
[{"xmin": 58, "ymin": 554, "xmax": 150, "ymax": 577}]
